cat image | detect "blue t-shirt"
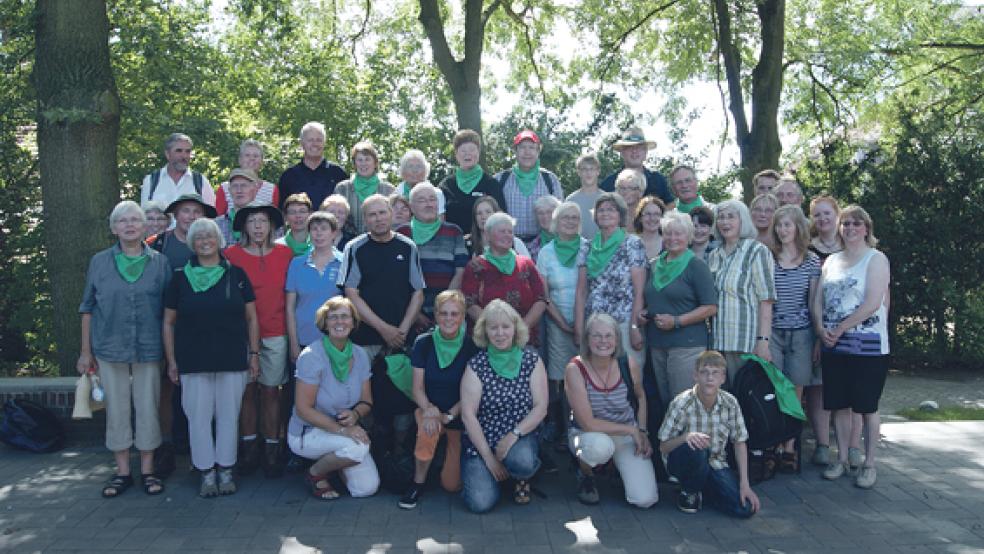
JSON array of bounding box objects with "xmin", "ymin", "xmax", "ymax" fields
[
  {"xmin": 410, "ymin": 331, "xmax": 478, "ymax": 413},
  {"xmin": 285, "ymin": 252, "xmax": 342, "ymax": 347},
  {"xmin": 288, "ymin": 342, "xmax": 371, "ymax": 437}
]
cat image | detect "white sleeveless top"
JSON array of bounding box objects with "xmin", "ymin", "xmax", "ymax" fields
[{"xmin": 820, "ymin": 249, "xmax": 889, "ymax": 355}]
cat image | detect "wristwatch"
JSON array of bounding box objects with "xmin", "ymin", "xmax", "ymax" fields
[{"xmin": 511, "ymin": 427, "xmax": 523, "ymax": 438}]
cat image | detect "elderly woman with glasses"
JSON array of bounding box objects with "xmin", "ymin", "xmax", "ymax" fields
[
  {"xmin": 142, "ymin": 200, "xmax": 170, "ymax": 238},
  {"xmin": 79, "ymin": 201, "xmax": 172, "ymax": 498}
]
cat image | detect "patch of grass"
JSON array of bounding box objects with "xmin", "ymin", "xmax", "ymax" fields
[{"xmin": 897, "ymin": 406, "xmax": 984, "ymax": 421}]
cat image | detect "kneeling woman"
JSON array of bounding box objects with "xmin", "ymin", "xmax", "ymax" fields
[
  {"xmin": 460, "ymin": 300, "xmax": 548, "ymax": 512},
  {"xmin": 399, "ymin": 291, "xmax": 479, "ymax": 509},
  {"xmin": 287, "ymin": 297, "xmax": 379, "ymax": 499},
  {"xmin": 565, "ymin": 313, "xmax": 658, "ymax": 508}
]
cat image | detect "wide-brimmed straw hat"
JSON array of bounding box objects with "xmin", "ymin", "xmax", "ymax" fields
[{"xmin": 612, "ymin": 127, "xmax": 657, "ymax": 151}]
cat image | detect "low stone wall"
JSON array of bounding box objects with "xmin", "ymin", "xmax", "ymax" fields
[{"xmin": 0, "ymin": 377, "xmax": 105, "ymax": 446}]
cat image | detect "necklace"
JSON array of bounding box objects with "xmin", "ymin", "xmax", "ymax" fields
[
  {"xmin": 816, "ymin": 235, "xmax": 840, "ymax": 251},
  {"xmin": 584, "ymin": 356, "xmax": 618, "ymax": 393}
]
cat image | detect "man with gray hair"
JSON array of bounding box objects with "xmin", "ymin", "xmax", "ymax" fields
[
  {"xmin": 775, "ymin": 176, "xmax": 804, "ymax": 207},
  {"xmin": 278, "ymin": 121, "xmax": 347, "ymax": 212},
  {"xmin": 140, "ymin": 133, "xmax": 215, "ymax": 208}
]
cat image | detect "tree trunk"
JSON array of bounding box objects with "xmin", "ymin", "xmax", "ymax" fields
[{"xmin": 33, "ymin": 0, "xmax": 120, "ymax": 375}]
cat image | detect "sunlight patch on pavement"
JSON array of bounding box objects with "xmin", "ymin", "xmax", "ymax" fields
[
  {"xmin": 278, "ymin": 536, "xmax": 320, "ymax": 554},
  {"xmin": 416, "ymin": 537, "xmax": 463, "ymax": 553},
  {"xmin": 565, "ymin": 516, "xmax": 600, "ymax": 546}
]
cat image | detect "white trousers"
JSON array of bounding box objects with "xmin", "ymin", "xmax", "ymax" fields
[
  {"xmin": 181, "ymin": 371, "xmax": 248, "ymax": 470},
  {"xmin": 570, "ymin": 431, "xmax": 659, "ymax": 508},
  {"xmin": 288, "ymin": 427, "xmax": 380, "ymax": 497}
]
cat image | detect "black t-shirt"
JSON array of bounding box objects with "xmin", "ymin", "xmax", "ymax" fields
[
  {"xmin": 150, "ymin": 231, "xmax": 193, "ymax": 271},
  {"xmin": 438, "ymin": 173, "xmax": 508, "ymax": 233},
  {"xmin": 163, "ymin": 257, "xmax": 256, "ymax": 374},
  {"xmin": 600, "ymin": 166, "xmax": 675, "ymax": 205},
  {"xmin": 339, "ymin": 233, "xmax": 425, "ymax": 346},
  {"xmin": 278, "ymin": 159, "xmax": 348, "ymax": 211},
  {"xmin": 410, "ymin": 332, "xmax": 479, "ymax": 413}
]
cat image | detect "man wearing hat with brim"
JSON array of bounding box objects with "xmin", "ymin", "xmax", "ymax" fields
[
  {"xmin": 215, "ymin": 168, "xmax": 263, "ymax": 246},
  {"xmin": 224, "ymin": 200, "xmax": 293, "ymax": 477},
  {"xmin": 600, "ymin": 127, "xmax": 675, "ymax": 207},
  {"xmin": 146, "ymin": 191, "xmax": 216, "ymax": 479},
  {"xmin": 494, "ymin": 129, "xmax": 564, "ymax": 245}
]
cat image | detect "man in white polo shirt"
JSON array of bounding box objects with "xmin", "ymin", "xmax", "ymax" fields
[{"xmin": 140, "ymin": 133, "xmax": 216, "ymax": 208}]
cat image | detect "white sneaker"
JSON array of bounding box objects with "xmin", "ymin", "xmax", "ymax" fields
[
  {"xmin": 823, "ymin": 462, "xmax": 847, "ymax": 480},
  {"xmin": 811, "ymin": 445, "xmax": 830, "ymax": 466},
  {"xmin": 855, "ymin": 466, "xmax": 877, "ymax": 489}
]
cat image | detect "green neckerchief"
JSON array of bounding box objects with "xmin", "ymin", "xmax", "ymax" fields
[
  {"xmin": 322, "ymin": 336, "xmax": 353, "ymax": 382},
  {"xmin": 400, "ymin": 182, "xmax": 411, "ymax": 199},
  {"xmin": 228, "ymin": 207, "xmax": 241, "ymax": 242},
  {"xmin": 353, "ymin": 173, "xmax": 380, "ymax": 205},
  {"xmin": 411, "ymin": 217, "xmax": 442, "ymax": 245},
  {"xmin": 651, "ymin": 249, "xmax": 694, "ymax": 291},
  {"xmin": 512, "ymin": 161, "xmax": 541, "ymax": 196},
  {"xmin": 183, "ymin": 260, "xmax": 225, "ymax": 293},
  {"xmin": 740, "ymin": 354, "xmax": 807, "ymax": 421},
  {"xmin": 455, "ymin": 165, "xmax": 484, "ymax": 195},
  {"xmin": 385, "ymin": 354, "xmax": 415, "ymax": 401},
  {"xmin": 433, "ymin": 325, "xmax": 465, "ymax": 369},
  {"xmin": 586, "ymin": 228, "xmax": 626, "ymax": 278},
  {"xmin": 553, "ymin": 237, "xmax": 581, "ymax": 268},
  {"xmin": 283, "ymin": 230, "xmax": 312, "ymax": 257},
  {"xmin": 114, "ymin": 250, "xmax": 149, "ymax": 283},
  {"xmin": 483, "ymin": 247, "xmax": 516, "ymax": 275},
  {"xmin": 539, "ymin": 229, "xmax": 556, "ymax": 246},
  {"xmin": 487, "ymin": 345, "xmax": 522, "ymax": 380},
  {"xmin": 675, "ymin": 196, "xmax": 704, "ymax": 214}
]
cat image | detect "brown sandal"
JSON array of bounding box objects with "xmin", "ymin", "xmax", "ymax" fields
[
  {"xmin": 513, "ymin": 479, "xmax": 532, "ymax": 505},
  {"xmin": 779, "ymin": 451, "xmax": 798, "ymax": 474},
  {"xmin": 305, "ymin": 472, "xmax": 339, "ymax": 500}
]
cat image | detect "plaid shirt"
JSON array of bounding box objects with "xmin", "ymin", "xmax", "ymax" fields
[
  {"xmin": 658, "ymin": 386, "xmax": 749, "ymax": 470},
  {"xmin": 707, "ymin": 238, "xmax": 776, "ymax": 353},
  {"xmin": 497, "ymin": 169, "xmax": 563, "ymax": 238}
]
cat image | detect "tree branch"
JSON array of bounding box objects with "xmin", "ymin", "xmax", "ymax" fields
[
  {"xmin": 501, "ymin": 2, "xmax": 547, "ymax": 105},
  {"xmin": 712, "ymin": 0, "xmax": 749, "ymax": 144},
  {"xmin": 710, "ymin": 1, "xmax": 730, "ymax": 173},
  {"xmin": 600, "ymin": 0, "xmax": 684, "ymax": 52},
  {"xmin": 418, "ymin": 0, "xmax": 464, "ymax": 89}
]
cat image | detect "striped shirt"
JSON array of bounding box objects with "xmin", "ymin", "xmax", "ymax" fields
[
  {"xmin": 707, "ymin": 238, "xmax": 777, "ymax": 353},
  {"xmin": 773, "ymin": 253, "xmax": 821, "ymax": 330},
  {"xmin": 570, "ymin": 358, "xmax": 635, "ymax": 427},
  {"xmin": 333, "ymin": 178, "xmax": 395, "ymax": 235},
  {"xmin": 496, "ymin": 169, "xmax": 564, "ymax": 238},
  {"xmin": 657, "ymin": 387, "xmax": 748, "ymax": 470},
  {"xmin": 395, "ymin": 222, "xmax": 469, "ymax": 317}
]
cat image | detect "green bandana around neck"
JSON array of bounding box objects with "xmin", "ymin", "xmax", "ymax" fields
[
  {"xmin": 228, "ymin": 207, "xmax": 241, "ymax": 242},
  {"xmin": 183, "ymin": 260, "xmax": 225, "ymax": 293},
  {"xmin": 322, "ymin": 336, "xmax": 353, "ymax": 382},
  {"xmin": 410, "ymin": 217, "xmax": 442, "ymax": 245},
  {"xmin": 553, "ymin": 237, "xmax": 581, "ymax": 268},
  {"xmin": 651, "ymin": 249, "xmax": 694, "ymax": 291},
  {"xmin": 400, "ymin": 182, "xmax": 411, "ymax": 199},
  {"xmin": 539, "ymin": 229, "xmax": 556, "ymax": 246},
  {"xmin": 114, "ymin": 250, "xmax": 149, "ymax": 283},
  {"xmin": 512, "ymin": 161, "xmax": 541, "ymax": 196},
  {"xmin": 433, "ymin": 324, "xmax": 465, "ymax": 369},
  {"xmin": 353, "ymin": 173, "xmax": 380, "ymax": 204},
  {"xmin": 455, "ymin": 165, "xmax": 484, "ymax": 194},
  {"xmin": 675, "ymin": 196, "xmax": 704, "ymax": 214},
  {"xmin": 284, "ymin": 230, "xmax": 312, "ymax": 257},
  {"xmin": 483, "ymin": 247, "xmax": 516, "ymax": 275},
  {"xmin": 385, "ymin": 354, "xmax": 415, "ymax": 401},
  {"xmin": 487, "ymin": 345, "xmax": 523, "ymax": 380},
  {"xmin": 586, "ymin": 228, "xmax": 626, "ymax": 278}
]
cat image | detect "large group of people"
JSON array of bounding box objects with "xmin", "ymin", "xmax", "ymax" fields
[{"xmin": 77, "ymin": 124, "xmax": 891, "ymax": 517}]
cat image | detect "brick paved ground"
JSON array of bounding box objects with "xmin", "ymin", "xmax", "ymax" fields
[{"xmin": 2, "ymin": 420, "xmax": 983, "ymax": 553}]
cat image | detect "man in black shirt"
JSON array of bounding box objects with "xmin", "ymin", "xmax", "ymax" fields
[
  {"xmin": 600, "ymin": 127, "xmax": 675, "ymax": 207},
  {"xmin": 278, "ymin": 121, "xmax": 347, "ymax": 211}
]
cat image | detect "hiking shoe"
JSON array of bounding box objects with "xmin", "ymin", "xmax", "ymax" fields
[
  {"xmin": 811, "ymin": 444, "xmax": 830, "ymax": 466},
  {"xmin": 577, "ymin": 475, "xmax": 600, "ymax": 505},
  {"xmin": 848, "ymin": 448, "xmax": 863, "ymax": 473},
  {"xmin": 199, "ymin": 468, "xmax": 219, "ymax": 498},
  {"xmin": 677, "ymin": 490, "xmax": 700, "ymax": 514},
  {"xmin": 855, "ymin": 466, "xmax": 877, "ymax": 489},
  {"xmin": 217, "ymin": 466, "xmax": 236, "ymax": 495},
  {"xmin": 823, "ymin": 462, "xmax": 848, "ymax": 480},
  {"xmin": 398, "ymin": 483, "xmax": 423, "ymax": 509}
]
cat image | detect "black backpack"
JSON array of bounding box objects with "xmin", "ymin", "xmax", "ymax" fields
[
  {"xmin": 730, "ymin": 359, "xmax": 802, "ymax": 451},
  {"xmin": 0, "ymin": 398, "xmax": 66, "ymax": 453}
]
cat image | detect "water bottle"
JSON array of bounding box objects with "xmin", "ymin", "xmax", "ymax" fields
[{"xmin": 90, "ymin": 372, "xmax": 105, "ymax": 403}]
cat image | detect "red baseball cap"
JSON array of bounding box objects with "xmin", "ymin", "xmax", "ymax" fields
[{"xmin": 512, "ymin": 129, "xmax": 541, "ymax": 146}]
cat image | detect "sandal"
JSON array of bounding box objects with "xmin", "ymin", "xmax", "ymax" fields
[
  {"xmin": 513, "ymin": 479, "xmax": 531, "ymax": 505},
  {"xmin": 101, "ymin": 474, "xmax": 133, "ymax": 498},
  {"xmin": 141, "ymin": 473, "xmax": 165, "ymax": 495},
  {"xmin": 305, "ymin": 471, "xmax": 339, "ymax": 500},
  {"xmin": 779, "ymin": 451, "xmax": 798, "ymax": 474}
]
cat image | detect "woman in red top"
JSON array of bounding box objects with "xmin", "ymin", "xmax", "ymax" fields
[
  {"xmin": 224, "ymin": 203, "xmax": 294, "ymax": 477},
  {"xmin": 461, "ymin": 212, "xmax": 547, "ymax": 346}
]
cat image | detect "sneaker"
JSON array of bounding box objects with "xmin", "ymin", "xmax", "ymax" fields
[
  {"xmin": 577, "ymin": 476, "xmax": 600, "ymax": 505},
  {"xmin": 398, "ymin": 483, "xmax": 422, "ymax": 509},
  {"xmin": 822, "ymin": 462, "xmax": 847, "ymax": 480},
  {"xmin": 199, "ymin": 468, "xmax": 219, "ymax": 498},
  {"xmin": 217, "ymin": 466, "xmax": 236, "ymax": 495},
  {"xmin": 848, "ymin": 447, "xmax": 863, "ymax": 472},
  {"xmin": 855, "ymin": 466, "xmax": 877, "ymax": 489},
  {"xmin": 677, "ymin": 490, "xmax": 700, "ymax": 514},
  {"xmin": 811, "ymin": 444, "xmax": 831, "ymax": 466}
]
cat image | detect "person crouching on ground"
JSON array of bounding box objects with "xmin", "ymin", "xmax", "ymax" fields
[{"xmin": 658, "ymin": 350, "xmax": 760, "ymax": 517}]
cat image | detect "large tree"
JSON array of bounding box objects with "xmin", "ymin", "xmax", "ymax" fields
[{"xmin": 33, "ymin": 0, "xmax": 120, "ymax": 374}]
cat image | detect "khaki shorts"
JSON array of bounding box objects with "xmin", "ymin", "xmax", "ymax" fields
[{"xmin": 258, "ymin": 336, "xmax": 289, "ymax": 386}]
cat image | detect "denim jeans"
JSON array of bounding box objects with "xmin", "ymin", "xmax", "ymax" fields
[
  {"xmin": 666, "ymin": 444, "xmax": 754, "ymax": 518},
  {"xmin": 460, "ymin": 433, "xmax": 540, "ymax": 513}
]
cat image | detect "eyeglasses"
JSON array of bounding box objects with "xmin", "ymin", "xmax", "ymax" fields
[
  {"xmin": 228, "ymin": 182, "xmax": 254, "ymax": 190},
  {"xmin": 841, "ymin": 220, "xmax": 865, "ymax": 227}
]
